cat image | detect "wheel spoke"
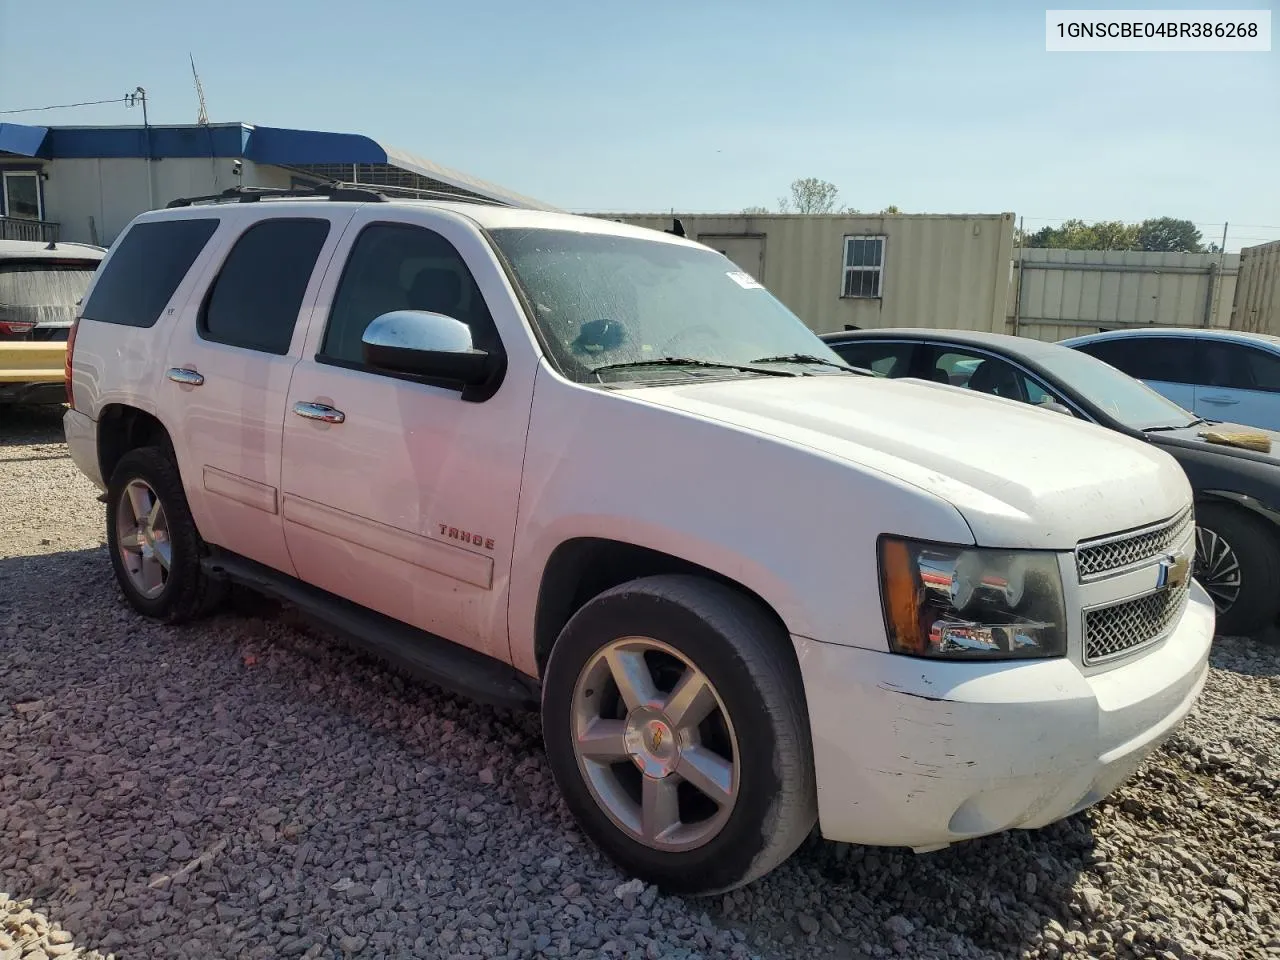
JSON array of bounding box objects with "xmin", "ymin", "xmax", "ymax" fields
[
  {"xmin": 604, "ymin": 648, "xmax": 659, "ymax": 710},
  {"xmin": 154, "ymin": 540, "xmax": 173, "ymax": 572},
  {"xmin": 146, "ymin": 498, "xmax": 163, "ymax": 530},
  {"xmin": 576, "ymin": 718, "xmax": 629, "ymax": 762},
  {"xmin": 641, "ymin": 775, "xmax": 680, "ymax": 842},
  {"xmin": 139, "ymin": 556, "xmax": 165, "ymax": 595},
  {"xmin": 663, "ymin": 667, "xmax": 717, "ymax": 732},
  {"xmin": 676, "ymin": 745, "xmax": 734, "ymax": 808},
  {"xmin": 118, "ymin": 529, "xmax": 145, "ymax": 551},
  {"xmin": 126, "ymin": 483, "xmax": 152, "ymax": 525}
]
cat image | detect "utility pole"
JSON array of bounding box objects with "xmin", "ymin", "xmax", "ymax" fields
[{"xmin": 125, "ymin": 86, "xmax": 155, "ymax": 210}]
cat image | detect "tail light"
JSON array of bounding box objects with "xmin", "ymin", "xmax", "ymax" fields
[
  {"xmin": 0, "ymin": 320, "xmax": 36, "ymax": 336},
  {"xmin": 65, "ymin": 317, "xmax": 80, "ymax": 408}
]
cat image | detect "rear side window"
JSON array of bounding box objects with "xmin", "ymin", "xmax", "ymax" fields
[
  {"xmin": 200, "ymin": 218, "xmax": 330, "ymax": 355},
  {"xmin": 80, "ymin": 219, "xmax": 218, "ymax": 328},
  {"xmin": 1076, "ymin": 337, "xmax": 1196, "ymax": 384}
]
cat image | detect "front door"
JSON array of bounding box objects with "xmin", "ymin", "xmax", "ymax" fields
[
  {"xmin": 163, "ymin": 210, "xmax": 353, "ymax": 576},
  {"xmin": 1194, "ymin": 339, "xmax": 1280, "ymax": 430},
  {"xmin": 279, "ymin": 208, "xmax": 535, "ymax": 661}
]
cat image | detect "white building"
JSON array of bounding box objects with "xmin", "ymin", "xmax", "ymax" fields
[{"xmin": 0, "ymin": 121, "xmax": 553, "ymax": 247}]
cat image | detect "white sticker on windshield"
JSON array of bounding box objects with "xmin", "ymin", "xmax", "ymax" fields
[{"xmin": 727, "ymin": 270, "xmax": 763, "ymax": 289}]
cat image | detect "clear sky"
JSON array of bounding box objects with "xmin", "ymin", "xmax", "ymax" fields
[{"xmin": 1, "ymin": 0, "xmax": 1276, "ymax": 250}]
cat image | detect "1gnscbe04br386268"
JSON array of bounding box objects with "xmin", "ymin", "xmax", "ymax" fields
[{"xmin": 61, "ymin": 185, "xmax": 1215, "ymax": 894}]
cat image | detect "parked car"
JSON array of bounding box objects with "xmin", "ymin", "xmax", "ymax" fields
[
  {"xmin": 0, "ymin": 340, "xmax": 69, "ymax": 406},
  {"xmin": 821, "ymin": 327, "xmax": 1280, "ymax": 636},
  {"xmin": 0, "ymin": 239, "xmax": 105, "ymax": 341},
  {"xmin": 0, "ymin": 239, "xmax": 104, "ymax": 406},
  {"xmin": 63, "ymin": 188, "xmax": 1213, "ymax": 894},
  {"xmin": 1060, "ymin": 327, "xmax": 1280, "ymax": 432}
]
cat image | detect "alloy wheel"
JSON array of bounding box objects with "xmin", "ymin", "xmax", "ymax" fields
[
  {"xmin": 570, "ymin": 636, "xmax": 739, "ymax": 851},
  {"xmin": 1195, "ymin": 525, "xmax": 1241, "ymax": 613},
  {"xmin": 115, "ymin": 478, "xmax": 172, "ymax": 600}
]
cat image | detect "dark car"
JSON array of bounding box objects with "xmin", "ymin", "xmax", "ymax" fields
[{"xmin": 821, "ymin": 327, "xmax": 1280, "ymax": 637}]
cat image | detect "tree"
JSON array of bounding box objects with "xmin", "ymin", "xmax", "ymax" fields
[
  {"xmin": 1023, "ymin": 216, "xmax": 1207, "ymax": 252},
  {"xmin": 880, "ymin": 204, "xmax": 902, "ymax": 214},
  {"xmin": 741, "ymin": 205, "xmax": 770, "ymax": 215},
  {"xmin": 778, "ymin": 177, "xmax": 841, "ymax": 214},
  {"xmin": 1136, "ymin": 217, "xmax": 1205, "ymax": 253}
]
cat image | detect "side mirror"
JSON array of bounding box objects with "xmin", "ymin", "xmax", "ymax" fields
[{"xmin": 361, "ymin": 310, "xmax": 492, "ymax": 387}]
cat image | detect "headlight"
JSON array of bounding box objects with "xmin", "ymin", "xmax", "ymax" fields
[{"xmin": 878, "ymin": 537, "xmax": 1066, "ymax": 660}]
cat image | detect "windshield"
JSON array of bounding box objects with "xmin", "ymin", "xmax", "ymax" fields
[
  {"xmin": 488, "ymin": 228, "xmax": 849, "ymax": 384},
  {"xmin": 1036, "ymin": 346, "xmax": 1201, "ymax": 431},
  {"xmin": 0, "ymin": 261, "xmax": 98, "ymax": 326}
]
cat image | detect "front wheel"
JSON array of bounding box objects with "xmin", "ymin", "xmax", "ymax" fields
[
  {"xmin": 1194, "ymin": 502, "xmax": 1280, "ymax": 637},
  {"xmin": 541, "ymin": 575, "xmax": 817, "ymax": 895}
]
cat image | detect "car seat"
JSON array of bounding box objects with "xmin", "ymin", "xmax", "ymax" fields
[{"xmin": 966, "ymin": 359, "xmax": 1022, "ymax": 400}]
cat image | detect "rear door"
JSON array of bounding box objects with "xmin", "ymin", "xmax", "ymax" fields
[
  {"xmin": 162, "ymin": 208, "xmax": 355, "ymax": 575},
  {"xmin": 1071, "ymin": 336, "xmax": 1198, "ymax": 411},
  {"xmin": 1194, "ymin": 340, "xmax": 1280, "ymax": 430}
]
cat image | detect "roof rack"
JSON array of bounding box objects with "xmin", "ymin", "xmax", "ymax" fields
[
  {"xmin": 342, "ymin": 181, "xmax": 513, "ymax": 206},
  {"xmin": 166, "ymin": 182, "xmax": 386, "ymax": 208},
  {"xmin": 166, "ymin": 180, "xmax": 515, "ymax": 209}
]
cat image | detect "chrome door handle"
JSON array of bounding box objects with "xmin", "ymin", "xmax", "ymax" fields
[
  {"xmin": 1200, "ymin": 395, "xmax": 1238, "ymax": 404},
  {"xmin": 293, "ymin": 401, "xmax": 345, "ymax": 424},
  {"xmin": 166, "ymin": 367, "xmax": 205, "ymax": 386}
]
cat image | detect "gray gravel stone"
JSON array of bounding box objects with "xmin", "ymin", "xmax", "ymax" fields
[{"xmin": 2, "ymin": 405, "xmax": 1279, "ymax": 960}]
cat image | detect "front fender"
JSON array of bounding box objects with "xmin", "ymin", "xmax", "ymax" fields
[{"xmin": 506, "ymin": 369, "xmax": 974, "ymax": 677}]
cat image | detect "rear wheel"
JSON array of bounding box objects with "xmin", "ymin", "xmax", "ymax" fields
[
  {"xmin": 1195, "ymin": 502, "xmax": 1280, "ymax": 637},
  {"xmin": 541, "ymin": 575, "xmax": 816, "ymax": 895},
  {"xmin": 106, "ymin": 446, "xmax": 225, "ymax": 623}
]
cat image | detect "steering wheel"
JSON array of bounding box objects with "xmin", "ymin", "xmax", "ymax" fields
[{"xmin": 658, "ymin": 323, "xmax": 723, "ymax": 355}]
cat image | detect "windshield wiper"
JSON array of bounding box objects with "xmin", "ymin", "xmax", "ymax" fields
[
  {"xmin": 749, "ymin": 353, "xmax": 862, "ymax": 373},
  {"xmin": 1143, "ymin": 418, "xmax": 1208, "ymax": 433},
  {"xmin": 591, "ymin": 357, "xmax": 798, "ymax": 379}
]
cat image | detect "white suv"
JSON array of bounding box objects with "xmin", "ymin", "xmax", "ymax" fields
[{"xmin": 63, "ymin": 185, "xmax": 1215, "ymax": 894}]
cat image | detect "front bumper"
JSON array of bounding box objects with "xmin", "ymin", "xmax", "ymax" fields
[{"xmin": 795, "ymin": 580, "xmax": 1214, "ymax": 850}]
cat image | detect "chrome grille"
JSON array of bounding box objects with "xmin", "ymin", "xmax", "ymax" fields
[
  {"xmin": 1076, "ymin": 508, "xmax": 1194, "ymax": 581},
  {"xmin": 1083, "ymin": 578, "xmax": 1189, "ymax": 664}
]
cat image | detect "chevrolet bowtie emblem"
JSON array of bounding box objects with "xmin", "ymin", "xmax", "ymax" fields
[{"xmin": 1157, "ymin": 550, "xmax": 1191, "ymax": 590}]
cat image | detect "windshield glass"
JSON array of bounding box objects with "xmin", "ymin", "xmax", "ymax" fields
[
  {"xmin": 488, "ymin": 228, "xmax": 850, "ymax": 384},
  {"xmin": 1036, "ymin": 346, "xmax": 1200, "ymax": 431},
  {"xmin": 0, "ymin": 262, "xmax": 98, "ymax": 326}
]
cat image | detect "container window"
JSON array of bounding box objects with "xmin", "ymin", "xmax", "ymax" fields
[{"xmin": 842, "ymin": 235, "xmax": 885, "ymax": 298}]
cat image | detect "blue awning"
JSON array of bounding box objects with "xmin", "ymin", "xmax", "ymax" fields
[{"xmin": 0, "ymin": 123, "xmax": 51, "ymax": 158}]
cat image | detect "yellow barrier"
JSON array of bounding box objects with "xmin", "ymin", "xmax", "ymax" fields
[{"xmin": 0, "ymin": 342, "xmax": 66, "ymax": 384}]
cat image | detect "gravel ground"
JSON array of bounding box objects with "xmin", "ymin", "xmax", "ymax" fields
[{"xmin": 1, "ymin": 404, "xmax": 1278, "ymax": 960}]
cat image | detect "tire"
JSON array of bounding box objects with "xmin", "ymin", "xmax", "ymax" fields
[
  {"xmin": 541, "ymin": 574, "xmax": 817, "ymax": 895},
  {"xmin": 105, "ymin": 446, "xmax": 225, "ymax": 623},
  {"xmin": 1195, "ymin": 501, "xmax": 1280, "ymax": 637}
]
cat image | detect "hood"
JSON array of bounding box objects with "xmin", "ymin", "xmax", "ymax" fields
[
  {"xmin": 619, "ymin": 374, "xmax": 1191, "ymax": 549},
  {"xmin": 1147, "ymin": 421, "xmax": 1280, "ymax": 516},
  {"xmin": 1147, "ymin": 421, "xmax": 1280, "ymax": 466}
]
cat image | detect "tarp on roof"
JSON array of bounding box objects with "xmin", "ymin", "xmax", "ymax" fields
[
  {"xmin": 382, "ymin": 144, "xmax": 557, "ymax": 211},
  {"xmin": 0, "ymin": 124, "xmax": 50, "ymax": 158}
]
